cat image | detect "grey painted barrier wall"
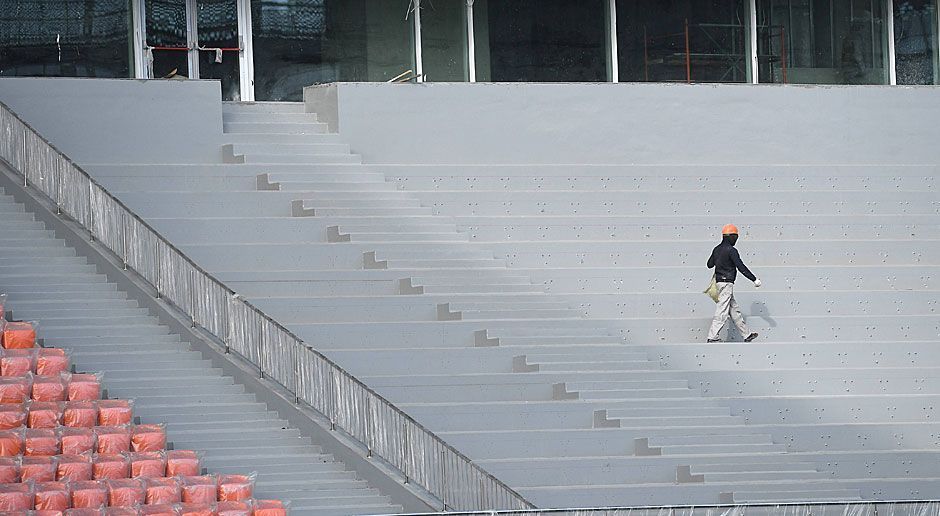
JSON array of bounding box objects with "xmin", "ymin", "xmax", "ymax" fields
[
  {"xmin": 304, "ymin": 82, "xmax": 940, "ymax": 165},
  {"xmin": 0, "ymin": 78, "xmax": 223, "ymax": 164}
]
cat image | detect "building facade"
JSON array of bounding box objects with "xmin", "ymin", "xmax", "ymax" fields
[{"xmin": 1, "ymin": 0, "xmax": 938, "ymax": 101}]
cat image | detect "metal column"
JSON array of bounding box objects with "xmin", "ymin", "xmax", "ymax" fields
[
  {"xmin": 608, "ymin": 0, "xmax": 619, "ymax": 82},
  {"xmin": 748, "ymin": 0, "xmax": 759, "ymax": 83},
  {"xmin": 886, "ymin": 0, "xmax": 897, "ymax": 84},
  {"xmin": 131, "ymin": 0, "xmax": 148, "ymax": 78},
  {"xmin": 185, "ymin": 0, "xmax": 200, "ymax": 80},
  {"xmin": 467, "ymin": 0, "xmax": 476, "ymax": 82},
  {"xmin": 413, "ymin": 0, "xmax": 424, "ymax": 82},
  {"xmin": 236, "ymin": 0, "xmax": 255, "ymax": 100}
]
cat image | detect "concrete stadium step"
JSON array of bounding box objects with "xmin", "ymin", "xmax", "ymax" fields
[
  {"xmin": 725, "ymin": 489, "xmax": 862, "ymax": 502},
  {"xmin": 222, "ymin": 112, "xmax": 318, "ymax": 124},
  {"xmin": 222, "ymin": 121, "xmax": 329, "ymax": 134},
  {"xmin": 241, "ymin": 153, "xmax": 362, "ymax": 165},
  {"xmin": 343, "ymin": 231, "xmax": 469, "ymax": 243},
  {"xmin": 224, "ymin": 133, "xmax": 345, "ymax": 144},
  {"xmin": 306, "ymin": 198, "xmax": 422, "ymax": 208},
  {"xmin": 222, "ymin": 101, "xmax": 306, "ymax": 114},
  {"xmin": 649, "ymin": 433, "xmax": 773, "ymax": 447},
  {"xmin": 308, "ymin": 206, "xmax": 433, "ymax": 217},
  {"xmin": 230, "ymin": 142, "xmax": 349, "ymax": 156}
]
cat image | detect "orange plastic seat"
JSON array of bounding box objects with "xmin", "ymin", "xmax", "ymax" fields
[
  {"xmin": 216, "ymin": 501, "xmax": 250, "ymax": 516},
  {"xmin": 37, "ymin": 349, "xmax": 70, "ymax": 377},
  {"xmin": 67, "ymin": 375, "xmax": 100, "ymax": 402},
  {"xmin": 29, "ymin": 402, "xmax": 65, "ymax": 429},
  {"xmin": 130, "ymin": 452, "xmax": 165, "ymax": 478},
  {"xmin": 0, "ymin": 376, "xmax": 32, "ymax": 404},
  {"xmin": 141, "ymin": 504, "xmax": 180, "ymax": 515},
  {"xmin": 33, "ymin": 375, "xmax": 68, "ymax": 402},
  {"xmin": 63, "ymin": 402, "xmax": 97, "ymax": 428},
  {"xmin": 217, "ymin": 474, "xmax": 254, "ymax": 502},
  {"xmin": 34, "ymin": 481, "xmax": 70, "ymax": 511},
  {"xmin": 0, "ymin": 429, "xmax": 24, "ymax": 456},
  {"xmin": 145, "ymin": 477, "xmax": 181, "ymax": 505},
  {"xmin": 106, "ymin": 478, "xmax": 145, "ymax": 507},
  {"xmin": 95, "ymin": 427, "xmax": 131, "ymax": 454},
  {"xmin": 60, "ymin": 428, "xmax": 96, "ymax": 456},
  {"xmin": 70, "ymin": 480, "xmax": 107, "ymax": 509},
  {"xmin": 165, "ymin": 451, "xmax": 200, "ymax": 477},
  {"xmin": 180, "ymin": 475, "xmax": 218, "ymax": 504},
  {"xmin": 178, "ymin": 503, "xmax": 215, "ymax": 516},
  {"xmin": 21, "ymin": 456, "xmax": 57, "ymax": 482},
  {"xmin": 1, "ymin": 349, "xmax": 37, "ymax": 377},
  {"xmin": 131, "ymin": 424, "xmax": 165, "ymax": 453},
  {"xmin": 0, "ymin": 457, "xmax": 19, "ymax": 483},
  {"xmin": 0, "ymin": 404, "xmax": 27, "ymax": 430},
  {"xmin": 97, "ymin": 400, "xmax": 132, "ymax": 427},
  {"xmin": 57, "ymin": 454, "xmax": 93, "ymax": 482},
  {"xmin": 252, "ymin": 499, "xmax": 287, "ymax": 516},
  {"xmin": 92, "ymin": 454, "xmax": 129, "ymax": 480},
  {"xmin": 2, "ymin": 322, "xmax": 37, "ymax": 350},
  {"xmin": 0, "ymin": 482, "xmax": 33, "ymax": 510},
  {"xmin": 25, "ymin": 428, "xmax": 60, "ymax": 456}
]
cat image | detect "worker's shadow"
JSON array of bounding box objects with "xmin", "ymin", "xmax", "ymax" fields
[{"xmin": 749, "ymin": 301, "xmax": 777, "ymax": 327}]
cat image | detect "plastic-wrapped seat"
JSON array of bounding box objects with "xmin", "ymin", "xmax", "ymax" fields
[
  {"xmin": 0, "ymin": 457, "xmax": 18, "ymax": 483},
  {"xmin": 140, "ymin": 504, "xmax": 180, "ymax": 516},
  {"xmin": 25, "ymin": 429, "xmax": 60, "ymax": 456},
  {"xmin": 106, "ymin": 478, "xmax": 145, "ymax": 507},
  {"xmin": 71, "ymin": 480, "xmax": 107, "ymax": 509},
  {"xmin": 37, "ymin": 349, "xmax": 70, "ymax": 377},
  {"xmin": 61, "ymin": 428, "xmax": 95, "ymax": 455},
  {"xmin": 130, "ymin": 425, "xmax": 165, "ymax": 453},
  {"xmin": 92, "ymin": 454, "xmax": 129, "ymax": 481},
  {"xmin": 252, "ymin": 499, "xmax": 288, "ymax": 516},
  {"xmin": 0, "ymin": 404, "xmax": 27, "ymax": 430},
  {"xmin": 33, "ymin": 376, "xmax": 68, "ymax": 403},
  {"xmin": 2, "ymin": 322, "xmax": 38, "ymax": 350},
  {"xmin": 144, "ymin": 477, "xmax": 181, "ymax": 505},
  {"xmin": 21, "ymin": 456, "xmax": 56, "ymax": 482},
  {"xmin": 97, "ymin": 401, "xmax": 132, "ymax": 427},
  {"xmin": 67, "ymin": 375, "xmax": 101, "ymax": 402},
  {"xmin": 129, "ymin": 452, "xmax": 165, "ymax": 479},
  {"xmin": 2, "ymin": 349, "xmax": 37, "ymax": 377},
  {"xmin": 216, "ymin": 501, "xmax": 250, "ymax": 516},
  {"xmin": 95, "ymin": 427, "xmax": 130, "ymax": 455},
  {"xmin": 217, "ymin": 474, "xmax": 254, "ymax": 502},
  {"xmin": 63, "ymin": 402, "xmax": 97, "ymax": 429},
  {"xmin": 177, "ymin": 503, "xmax": 214, "ymax": 516},
  {"xmin": 180, "ymin": 476, "xmax": 217, "ymax": 504},
  {"xmin": 28, "ymin": 402, "xmax": 65, "ymax": 429},
  {"xmin": 34, "ymin": 481, "xmax": 70, "ymax": 511},
  {"xmin": 0, "ymin": 482, "xmax": 33, "ymax": 511},
  {"xmin": 57, "ymin": 454, "xmax": 93, "ymax": 482},
  {"xmin": 164, "ymin": 451, "xmax": 199, "ymax": 478},
  {"xmin": 0, "ymin": 375, "xmax": 33, "ymax": 404},
  {"xmin": 0, "ymin": 428, "xmax": 24, "ymax": 456}
]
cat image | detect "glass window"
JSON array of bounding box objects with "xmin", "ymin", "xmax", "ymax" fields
[
  {"xmin": 0, "ymin": 0, "xmax": 133, "ymax": 77},
  {"xmin": 145, "ymin": 0, "xmax": 190, "ymax": 79},
  {"xmin": 251, "ymin": 0, "xmax": 414, "ymax": 101},
  {"xmin": 197, "ymin": 0, "xmax": 241, "ymax": 100},
  {"xmin": 472, "ymin": 0, "xmax": 608, "ymax": 82},
  {"xmin": 421, "ymin": 0, "xmax": 468, "ymax": 81},
  {"xmin": 895, "ymin": 0, "xmax": 938, "ymax": 84},
  {"xmin": 757, "ymin": 0, "xmax": 890, "ymax": 84},
  {"xmin": 616, "ymin": 0, "xmax": 749, "ymax": 83}
]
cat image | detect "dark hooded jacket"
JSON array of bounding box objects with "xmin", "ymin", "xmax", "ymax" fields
[{"xmin": 707, "ymin": 234, "xmax": 756, "ymax": 283}]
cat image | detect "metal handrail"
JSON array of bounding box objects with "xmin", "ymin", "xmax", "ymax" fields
[
  {"xmin": 389, "ymin": 499, "xmax": 940, "ymax": 516},
  {"xmin": 0, "ymin": 100, "xmax": 534, "ymax": 512}
]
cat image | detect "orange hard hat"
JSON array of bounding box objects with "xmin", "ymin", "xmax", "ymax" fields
[{"xmin": 722, "ymin": 224, "xmax": 739, "ymax": 235}]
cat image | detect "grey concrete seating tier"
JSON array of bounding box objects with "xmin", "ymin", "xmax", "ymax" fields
[
  {"xmin": 0, "ymin": 188, "xmax": 405, "ymax": 515},
  {"xmin": 45, "ymin": 99, "xmax": 940, "ymax": 506}
]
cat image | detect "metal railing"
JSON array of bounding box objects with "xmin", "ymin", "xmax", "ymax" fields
[
  {"xmin": 388, "ymin": 500, "xmax": 940, "ymax": 516},
  {"xmin": 0, "ymin": 101, "xmax": 534, "ymax": 512}
]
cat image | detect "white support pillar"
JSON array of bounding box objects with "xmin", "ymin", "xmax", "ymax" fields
[
  {"xmin": 886, "ymin": 0, "xmax": 897, "ymax": 85},
  {"xmin": 236, "ymin": 0, "xmax": 255, "ymax": 100},
  {"xmin": 608, "ymin": 0, "xmax": 619, "ymax": 82},
  {"xmin": 413, "ymin": 0, "xmax": 424, "ymax": 82},
  {"xmin": 748, "ymin": 0, "xmax": 759, "ymax": 84},
  {"xmin": 467, "ymin": 0, "xmax": 476, "ymax": 82},
  {"xmin": 131, "ymin": 0, "xmax": 148, "ymax": 78},
  {"xmin": 185, "ymin": 0, "xmax": 200, "ymax": 80}
]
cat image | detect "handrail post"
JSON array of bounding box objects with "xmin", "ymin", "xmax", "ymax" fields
[
  {"xmin": 366, "ymin": 395, "xmax": 374, "ymax": 458},
  {"xmin": 190, "ymin": 269, "xmax": 197, "ymax": 328},
  {"xmin": 328, "ymin": 369, "xmax": 336, "ymax": 430},
  {"xmin": 121, "ymin": 212, "xmax": 128, "ymax": 271},
  {"xmin": 257, "ymin": 316, "xmax": 265, "ymax": 378},
  {"xmin": 154, "ymin": 243, "xmax": 162, "ymax": 299},
  {"xmin": 87, "ymin": 182, "xmax": 95, "ymax": 242},
  {"xmin": 440, "ymin": 449, "xmax": 447, "ymax": 511}
]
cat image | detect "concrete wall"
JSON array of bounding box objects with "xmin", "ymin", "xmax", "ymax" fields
[
  {"xmin": 0, "ymin": 78, "xmax": 223, "ymax": 164},
  {"xmin": 305, "ymin": 82, "xmax": 940, "ymax": 165}
]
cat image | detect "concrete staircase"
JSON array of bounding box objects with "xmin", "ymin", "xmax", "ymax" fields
[
  {"xmin": 66, "ymin": 100, "xmax": 940, "ymax": 506},
  {"xmin": 0, "ymin": 186, "xmax": 404, "ymax": 515}
]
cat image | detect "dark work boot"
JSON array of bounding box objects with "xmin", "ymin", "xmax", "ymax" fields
[{"xmin": 744, "ymin": 332, "xmax": 759, "ymax": 342}]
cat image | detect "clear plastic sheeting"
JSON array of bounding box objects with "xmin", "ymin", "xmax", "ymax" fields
[{"xmin": 0, "ymin": 100, "xmax": 534, "ymax": 512}]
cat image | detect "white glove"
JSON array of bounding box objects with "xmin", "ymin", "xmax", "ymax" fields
[{"xmin": 753, "ymin": 279, "xmax": 762, "ymax": 288}]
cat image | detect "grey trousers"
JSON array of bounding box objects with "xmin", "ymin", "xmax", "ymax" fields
[{"xmin": 707, "ymin": 281, "xmax": 750, "ymax": 340}]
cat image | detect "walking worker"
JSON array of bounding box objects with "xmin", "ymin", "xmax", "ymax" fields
[{"xmin": 706, "ymin": 224, "xmax": 761, "ymax": 343}]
